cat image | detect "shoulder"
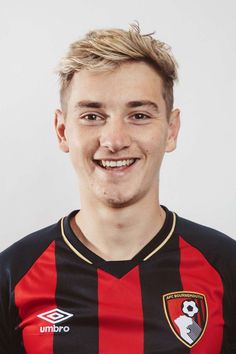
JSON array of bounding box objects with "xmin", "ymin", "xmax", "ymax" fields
[
  {"xmin": 0, "ymin": 221, "xmax": 61, "ymax": 261},
  {"xmin": 175, "ymin": 213, "xmax": 236, "ymax": 278},
  {"xmin": 0, "ymin": 220, "xmax": 61, "ymax": 288},
  {"xmin": 175, "ymin": 214, "xmax": 236, "ymax": 252}
]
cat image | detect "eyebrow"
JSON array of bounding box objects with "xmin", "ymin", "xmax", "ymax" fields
[
  {"xmin": 126, "ymin": 100, "xmax": 159, "ymax": 112},
  {"xmin": 74, "ymin": 100, "xmax": 159, "ymax": 112},
  {"xmin": 75, "ymin": 100, "xmax": 104, "ymax": 109}
]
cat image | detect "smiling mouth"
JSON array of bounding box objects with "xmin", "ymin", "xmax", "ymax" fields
[{"xmin": 94, "ymin": 158, "xmax": 137, "ymax": 169}]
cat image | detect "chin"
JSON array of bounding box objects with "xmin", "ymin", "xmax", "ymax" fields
[
  {"xmin": 96, "ymin": 189, "xmax": 139, "ymax": 209},
  {"xmin": 105, "ymin": 198, "xmax": 133, "ymax": 209}
]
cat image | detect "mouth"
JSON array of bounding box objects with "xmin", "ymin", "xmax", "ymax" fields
[{"xmin": 93, "ymin": 158, "xmax": 138, "ymax": 171}]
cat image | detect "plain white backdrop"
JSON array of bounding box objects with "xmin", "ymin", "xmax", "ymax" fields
[{"xmin": 0, "ymin": 0, "xmax": 235, "ymax": 251}]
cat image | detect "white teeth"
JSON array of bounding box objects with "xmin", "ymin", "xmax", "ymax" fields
[{"xmin": 100, "ymin": 159, "xmax": 135, "ymax": 168}]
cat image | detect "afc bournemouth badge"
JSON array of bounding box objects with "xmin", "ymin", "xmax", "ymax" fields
[{"xmin": 163, "ymin": 291, "xmax": 208, "ymax": 348}]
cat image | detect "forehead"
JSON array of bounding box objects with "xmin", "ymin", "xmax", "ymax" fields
[{"xmin": 67, "ymin": 61, "xmax": 165, "ymax": 109}]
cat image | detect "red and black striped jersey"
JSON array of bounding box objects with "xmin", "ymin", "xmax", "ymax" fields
[{"xmin": 0, "ymin": 207, "xmax": 235, "ymax": 354}]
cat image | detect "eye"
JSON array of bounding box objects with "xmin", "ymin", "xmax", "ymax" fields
[
  {"xmin": 80, "ymin": 113, "xmax": 104, "ymax": 124},
  {"xmin": 82, "ymin": 114, "xmax": 101, "ymax": 121},
  {"xmin": 130, "ymin": 113, "xmax": 151, "ymax": 122}
]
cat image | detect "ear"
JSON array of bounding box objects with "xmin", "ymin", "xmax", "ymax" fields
[
  {"xmin": 54, "ymin": 109, "xmax": 69, "ymax": 153},
  {"xmin": 165, "ymin": 109, "xmax": 181, "ymax": 153}
]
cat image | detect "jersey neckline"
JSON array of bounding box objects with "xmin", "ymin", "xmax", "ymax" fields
[{"xmin": 60, "ymin": 206, "xmax": 176, "ymax": 278}]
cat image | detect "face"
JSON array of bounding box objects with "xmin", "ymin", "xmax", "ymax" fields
[{"xmin": 55, "ymin": 61, "xmax": 180, "ymax": 208}]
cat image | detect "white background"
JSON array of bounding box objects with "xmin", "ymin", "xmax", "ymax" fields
[{"xmin": 0, "ymin": 0, "xmax": 235, "ymax": 251}]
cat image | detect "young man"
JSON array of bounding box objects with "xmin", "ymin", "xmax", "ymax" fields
[{"xmin": 0, "ymin": 24, "xmax": 235, "ymax": 354}]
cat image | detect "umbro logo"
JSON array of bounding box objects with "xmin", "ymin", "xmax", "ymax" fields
[
  {"xmin": 37, "ymin": 308, "xmax": 74, "ymax": 333},
  {"xmin": 37, "ymin": 308, "xmax": 73, "ymax": 324}
]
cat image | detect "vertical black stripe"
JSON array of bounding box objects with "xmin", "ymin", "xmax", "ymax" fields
[
  {"xmin": 8, "ymin": 304, "xmax": 27, "ymax": 354},
  {"xmin": 54, "ymin": 238, "xmax": 98, "ymax": 354},
  {"xmin": 140, "ymin": 234, "xmax": 190, "ymax": 354},
  {"xmin": 197, "ymin": 298, "xmax": 204, "ymax": 328}
]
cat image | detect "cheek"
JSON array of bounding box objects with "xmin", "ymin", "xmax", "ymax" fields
[
  {"xmin": 144, "ymin": 134, "xmax": 167, "ymax": 155},
  {"xmin": 66, "ymin": 127, "xmax": 88, "ymax": 153},
  {"xmin": 67, "ymin": 134, "xmax": 98, "ymax": 171}
]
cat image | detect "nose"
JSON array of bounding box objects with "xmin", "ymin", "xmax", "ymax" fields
[{"xmin": 99, "ymin": 119, "xmax": 132, "ymax": 153}]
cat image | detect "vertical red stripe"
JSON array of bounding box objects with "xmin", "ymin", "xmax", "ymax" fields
[
  {"xmin": 179, "ymin": 237, "xmax": 224, "ymax": 354},
  {"xmin": 98, "ymin": 266, "xmax": 144, "ymax": 354},
  {"xmin": 15, "ymin": 241, "xmax": 57, "ymax": 354}
]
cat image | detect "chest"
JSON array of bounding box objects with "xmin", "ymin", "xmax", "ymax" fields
[{"xmin": 13, "ymin": 246, "xmax": 224, "ymax": 354}]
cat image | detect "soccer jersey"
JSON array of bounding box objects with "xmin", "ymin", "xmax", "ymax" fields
[{"xmin": 0, "ymin": 207, "xmax": 235, "ymax": 354}]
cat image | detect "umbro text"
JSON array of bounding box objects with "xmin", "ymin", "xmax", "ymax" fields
[{"xmin": 40, "ymin": 325, "xmax": 70, "ymax": 333}]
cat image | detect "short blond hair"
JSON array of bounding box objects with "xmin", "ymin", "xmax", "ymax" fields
[{"xmin": 57, "ymin": 23, "xmax": 178, "ymax": 116}]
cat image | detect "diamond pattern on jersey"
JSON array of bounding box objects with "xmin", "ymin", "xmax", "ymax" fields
[{"xmin": 37, "ymin": 308, "xmax": 74, "ymax": 324}]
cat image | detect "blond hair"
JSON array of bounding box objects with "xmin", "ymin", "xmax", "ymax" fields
[{"xmin": 57, "ymin": 23, "xmax": 178, "ymax": 116}]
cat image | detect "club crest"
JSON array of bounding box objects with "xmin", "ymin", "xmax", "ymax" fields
[{"xmin": 163, "ymin": 291, "xmax": 208, "ymax": 348}]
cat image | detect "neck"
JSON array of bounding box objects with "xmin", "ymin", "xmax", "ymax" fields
[{"xmin": 71, "ymin": 193, "xmax": 165, "ymax": 261}]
